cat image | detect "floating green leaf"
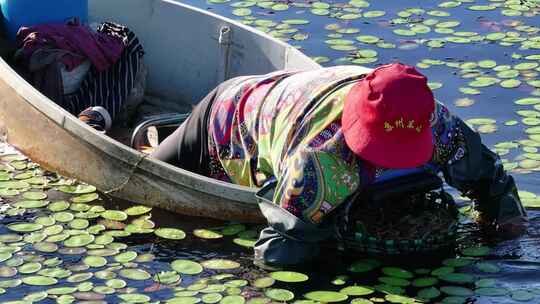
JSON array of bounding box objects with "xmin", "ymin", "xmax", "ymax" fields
[
  {"xmin": 63, "ymin": 234, "xmax": 94, "ymax": 247},
  {"xmin": 71, "ymin": 193, "xmax": 99, "ymax": 203},
  {"xmin": 412, "ymin": 277, "xmax": 439, "ymax": 287},
  {"xmin": 101, "ymin": 210, "xmax": 128, "ymax": 221},
  {"xmin": 154, "ymin": 271, "xmax": 181, "ymax": 285},
  {"xmin": 511, "ymin": 290, "xmax": 535, "ymax": 301},
  {"xmin": 265, "ymin": 289, "xmax": 295, "ymax": 302},
  {"xmin": 439, "ymin": 273, "xmax": 475, "ymax": 284},
  {"xmin": 475, "ymin": 287, "xmax": 508, "ymax": 296},
  {"xmin": 270, "ymin": 271, "xmax": 309, "ymax": 283},
  {"xmin": 304, "ymin": 291, "xmax": 347, "ymax": 302},
  {"xmin": 83, "ymin": 256, "xmax": 107, "ymax": 267},
  {"xmin": 22, "ymin": 275, "xmax": 58, "ymax": 286},
  {"xmin": 155, "ymin": 228, "xmax": 186, "ymax": 240},
  {"xmin": 378, "ymin": 276, "xmax": 411, "ymax": 287},
  {"xmin": 340, "ymin": 285, "xmax": 374, "ymax": 296},
  {"xmin": 462, "ymin": 245, "xmax": 490, "ymax": 257},
  {"xmin": 7, "ymin": 223, "xmax": 43, "ymax": 232},
  {"xmin": 114, "ymin": 251, "xmax": 138, "ymax": 263},
  {"xmin": 382, "ymin": 267, "xmax": 414, "ymax": 279},
  {"xmin": 441, "ymin": 286, "xmax": 473, "ymax": 296},
  {"xmin": 201, "ymin": 259, "xmax": 240, "ymax": 270},
  {"xmin": 193, "ymin": 229, "xmax": 223, "ymax": 239},
  {"xmin": 171, "ymin": 260, "xmax": 203, "ymax": 275},
  {"xmin": 119, "ymin": 268, "xmax": 151, "ymax": 280}
]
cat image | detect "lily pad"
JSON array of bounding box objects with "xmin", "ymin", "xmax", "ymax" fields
[
  {"xmin": 83, "ymin": 256, "xmax": 107, "ymax": 267},
  {"xmin": 270, "ymin": 271, "xmax": 309, "ymax": 283},
  {"xmin": 14, "ymin": 200, "xmax": 49, "ymax": 209},
  {"xmin": 356, "ymin": 35, "xmax": 380, "ymax": 44},
  {"xmin": 154, "ymin": 271, "xmax": 181, "ymax": 285},
  {"xmin": 443, "ymin": 258, "xmax": 474, "ymax": 268},
  {"xmin": 58, "ymin": 185, "xmax": 97, "ymax": 194},
  {"xmin": 23, "ymin": 191, "xmax": 47, "ymax": 200},
  {"xmin": 439, "ymin": 273, "xmax": 475, "ymax": 284},
  {"xmin": 0, "ymin": 180, "xmax": 29, "ymax": 189},
  {"xmin": 348, "ymin": 260, "xmax": 378, "ymax": 273},
  {"xmin": 350, "ymin": 299, "xmax": 374, "ymax": 304},
  {"xmin": 7, "ymin": 223, "xmax": 43, "ymax": 232},
  {"xmin": 71, "ymin": 193, "xmax": 99, "ymax": 203},
  {"xmin": 339, "ymin": 285, "xmax": 374, "ymax": 296},
  {"xmin": 101, "ymin": 210, "xmax": 128, "ymax": 221},
  {"xmin": 22, "ymin": 275, "xmax": 58, "ymax": 286},
  {"xmin": 378, "ymin": 276, "xmax": 411, "ymax": 287},
  {"xmin": 67, "ymin": 272, "xmax": 94, "ymax": 283},
  {"xmin": 33, "ymin": 242, "xmax": 58, "ymax": 253},
  {"xmin": 54, "ymin": 211, "xmax": 75, "ymax": 222},
  {"xmin": 454, "ymin": 98, "xmax": 475, "ymax": 107},
  {"xmin": 265, "ymin": 289, "xmax": 295, "ymax": 302},
  {"xmin": 23, "ymin": 291, "xmax": 48, "ymax": 302},
  {"xmin": 124, "ymin": 205, "xmax": 152, "ymax": 216},
  {"xmin": 462, "ymin": 245, "xmax": 490, "ymax": 257},
  {"xmin": 18, "ymin": 262, "xmax": 42, "ymax": 274},
  {"xmin": 69, "ymin": 218, "xmax": 90, "ymax": 230},
  {"xmin": 382, "ymin": 267, "xmax": 414, "ymax": 279},
  {"xmin": 155, "ymin": 228, "xmax": 186, "ymax": 240},
  {"xmin": 304, "ymin": 291, "xmax": 346, "ymax": 302},
  {"xmin": 501, "ymin": 79, "xmax": 522, "ymax": 88},
  {"xmin": 167, "ymin": 297, "xmax": 201, "ymax": 304},
  {"xmin": 412, "ymin": 277, "xmax": 439, "ymax": 287},
  {"xmin": 36, "ymin": 216, "xmax": 56, "ymax": 227},
  {"xmin": 49, "ymin": 200, "xmax": 70, "ymax": 212},
  {"xmin": 511, "ymin": 290, "xmax": 535, "ymax": 301},
  {"xmin": 475, "ymin": 278, "xmax": 496, "ymax": 288},
  {"xmin": 418, "ymin": 287, "xmax": 441, "ymax": 300},
  {"xmin": 171, "ymin": 260, "xmax": 203, "ymax": 275},
  {"xmin": 202, "ymin": 284, "xmax": 226, "ymax": 293},
  {"xmin": 0, "ymin": 278, "xmax": 21, "ymax": 288},
  {"xmin": 0, "ymin": 189, "xmax": 19, "ymax": 196},
  {"xmin": 432, "ymin": 267, "xmax": 454, "ymax": 276},
  {"xmin": 114, "ymin": 251, "xmax": 138, "ymax": 263},
  {"xmin": 119, "ymin": 268, "xmax": 151, "ymax": 280},
  {"xmin": 0, "ymin": 266, "xmax": 16, "ymax": 277},
  {"xmin": 203, "ymin": 293, "xmax": 223, "ymax": 304},
  {"xmin": 63, "ymin": 234, "xmax": 95, "ymax": 247},
  {"xmin": 202, "ymin": 259, "xmax": 240, "ymax": 270},
  {"xmin": 440, "ymin": 286, "xmax": 474, "ymax": 297},
  {"xmin": 194, "ymin": 229, "xmax": 223, "ymax": 239},
  {"xmin": 475, "ymin": 287, "xmax": 508, "ymax": 296},
  {"xmin": 118, "ymin": 293, "xmax": 151, "ymax": 303},
  {"xmin": 475, "ymin": 262, "xmax": 500, "ymax": 273},
  {"xmin": 253, "ymin": 277, "xmax": 275, "ymax": 288},
  {"xmin": 220, "ymin": 295, "xmax": 246, "ymax": 304}
]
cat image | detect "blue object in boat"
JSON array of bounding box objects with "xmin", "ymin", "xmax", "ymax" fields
[{"xmin": 0, "ymin": 0, "xmax": 88, "ymax": 39}]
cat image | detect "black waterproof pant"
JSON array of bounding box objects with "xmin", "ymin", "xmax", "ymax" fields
[{"xmin": 151, "ymin": 79, "xmax": 237, "ymax": 176}]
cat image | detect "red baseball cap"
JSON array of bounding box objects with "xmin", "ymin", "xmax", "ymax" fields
[{"xmin": 342, "ymin": 63, "xmax": 435, "ymax": 169}]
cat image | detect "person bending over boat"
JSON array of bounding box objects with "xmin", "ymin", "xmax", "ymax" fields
[{"xmin": 152, "ymin": 63, "xmax": 527, "ymax": 266}]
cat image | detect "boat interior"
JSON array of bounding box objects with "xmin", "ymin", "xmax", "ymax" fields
[{"xmin": 0, "ymin": 0, "xmax": 318, "ymax": 154}]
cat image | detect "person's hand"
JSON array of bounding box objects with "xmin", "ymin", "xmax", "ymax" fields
[{"xmin": 496, "ymin": 215, "xmax": 528, "ymax": 239}]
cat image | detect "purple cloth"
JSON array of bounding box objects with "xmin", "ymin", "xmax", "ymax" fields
[{"xmin": 17, "ymin": 21, "xmax": 124, "ymax": 72}]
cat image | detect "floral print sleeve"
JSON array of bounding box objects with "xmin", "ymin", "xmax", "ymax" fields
[{"xmin": 430, "ymin": 101, "xmax": 468, "ymax": 168}]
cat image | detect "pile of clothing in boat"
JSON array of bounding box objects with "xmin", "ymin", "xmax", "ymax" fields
[{"xmin": 14, "ymin": 19, "xmax": 146, "ymax": 132}]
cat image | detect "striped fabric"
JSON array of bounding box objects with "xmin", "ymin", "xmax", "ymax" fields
[{"xmin": 63, "ymin": 23, "xmax": 145, "ymax": 120}]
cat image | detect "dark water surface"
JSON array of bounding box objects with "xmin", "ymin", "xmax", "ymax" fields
[{"xmin": 1, "ymin": 0, "xmax": 540, "ymax": 303}]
